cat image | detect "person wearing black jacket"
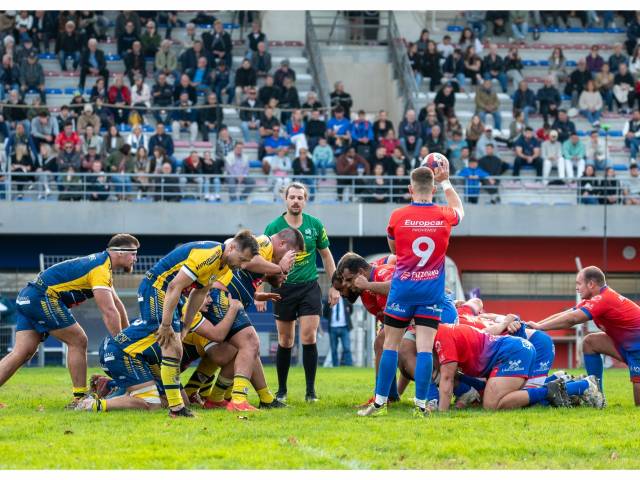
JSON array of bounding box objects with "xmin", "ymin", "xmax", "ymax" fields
[
  {"xmin": 258, "ymin": 74, "xmax": 281, "ymax": 106},
  {"xmin": 565, "ymin": 59, "xmax": 592, "ymax": 107},
  {"xmin": 56, "ymin": 20, "xmax": 82, "ymax": 71},
  {"xmin": 79, "ymin": 39, "xmax": 109, "ymax": 90},
  {"xmin": 199, "ymin": 92, "xmax": 224, "ymax": 142},
  {"xmin": 173, "ymin": 73, "xmax": 197, "ymax": 104},
  {"xmin": 434, "ymin": 82, "xmax": 456, "ymax": 120},
  {"xmin": 233, "ymin": 58, "xmax": 257, "ymax": 105},
  {"xmin": 246, "ymin": 21, "xmax": 266, "ymax": 55},
  {"xmin": 598, "ymin": 167, "xmax": 621, "ymax": 205},
  {"xmin": 482, "ymin": 44, "xmax": 507, "ymax": 93},
  {"xmin": 116, "ymin": 20, "xmax": 139, "ymax": 56},
  {"xmin": 179, "ymin": 40, "xmax": 211, "ymax": 73},
  {"xmin": 151, "ymin": 73, "xmax": 174, "ymax": 124},
  {"xmin": 625, "ymin": 12, "xmax": 640, "ymax": 55},
  {"xmin": 322, "ymin": 296, "xmax": 353, "ymax": 367},
  {"xmin": 551, "ymin": 110, "xmax": 576, "ymax": 143},
  {"xmin": 239, "ymin": 89, "xmax": 262, "ymax": 142},
  {"xmin": 203, "ymin": 20, "xmax": 232, "ymax": 67},
  {"xmin": 305, "ymin": 109, "xmax": 327, "ymax": 152},
  {"xmin": 279, "ymin": 76, "xmax": 300, "ymax": 124},
  {"xmin": 330, "ymin": 81, "xmax": 353, "ymax": 118},
  {"xmin": 420, "ymin": 40, "xmax": 442, "ymax": 92},
  {"xmin": 537, "ymin": 77, "xmax": 562, "ymax": 125},
  {"xmin": 124, "ymin": 41, "xmax": 146, "ymax": 86},
  {"xmin": 442, "ymin": 48, "xmax": 465, "ymax": 92}
]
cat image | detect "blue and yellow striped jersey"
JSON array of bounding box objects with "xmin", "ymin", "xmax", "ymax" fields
[
  {"xmin": 226, "ymin": 235, "xmax": 274, "ymax": 308},
  {"xmin": 112, "ymin": 317, "xmax": 158, "ymax": 359},
  {"xmin": 33, "ymin": 251, "xmax": 112, "ymax": 307},
  {"xmin": 147, "ymin": 241, "xmax": 233, "ymax": 291}
]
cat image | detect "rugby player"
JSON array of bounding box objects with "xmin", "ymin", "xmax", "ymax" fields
[
  {"xmin": 141, "ymin": 230, "xmax": 259, "ymax": 417},
  {"xmin": 0, "ymin": 234, "xmax": 139, "ymax": 406},
  {"xmin": 359, "ymin": 162, "xmax": 464, "ymax": 417},
  {"xmin": 264, "ymin": 182, "xmax": 340, "ymax": 403},
  {"xmin": 528, "ymin": 266, "xmax": 640, "ymax": 406}
]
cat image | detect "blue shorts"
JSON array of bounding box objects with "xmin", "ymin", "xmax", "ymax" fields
[
  {"xmin": 137, "ymin": 280, "xmax": 182, "ymax": 333},
  {"xmin": 490, "ymin": 336, "xmax": 536, "ymax": 379},
  {"xmin": 617, "ymin": 345, "xmax": 640, "ymax": 383},
  {"xmin": 15, "ymin": 284, "xmax": 76, "ymax": 334},
  {"xmin": 528, "ymin": 331, "xmax": 555, "ymax": 381},
  {"xmin": 440, "ymin": 296, "xmax": 459, "ymax": 325},
  {"xmin": 99, "ymin": 337, "xmax": 154, "ymax": 390},
  {"xmin": 204, "ymin": 289, "xmax": 253, "ymax": 341},
  {"xmin": 384, "ymin": 296, "xmax": 442, "ymax": 328}
]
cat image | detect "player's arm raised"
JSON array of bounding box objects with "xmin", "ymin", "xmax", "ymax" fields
[
  {"xmin": 93, "ymin": 288, "xmax": 124, "ymax": 336},
  {"xmin": 438, "ymin": 362, "xmax": 458, "ymax": 412},
  {"xmin": 528, "ymin": 309, "xmax": 589, "ymax": 331},
  {"xmin": 319, "ymin": 247, "xmax": 340, "ymax": 306},
  {"xmin": 157, "ymin": 269, "xmax": 194, "ymax": 347},
  {"xmin": 435, "ymin": 157, "xmax": 464, "ymax": 222}
]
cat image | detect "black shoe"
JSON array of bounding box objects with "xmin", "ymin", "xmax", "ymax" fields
[
  {"xmin": 546, "ymin": 379, "xmax": 572, "ymax": 407},
  {"xmin": 259, "ymin": 398, "xmax": 288, "ymax": 409},
  {"xmin": 305, "ymin": 393, "xmax": 319, "ymax": 403},
  {"xmin": 275, "ymin": 390, "xmax": 287, "ymax": 403},
  {"xmin": 169, "ymin": 406, "xmax": 195, "ymax": 418}
]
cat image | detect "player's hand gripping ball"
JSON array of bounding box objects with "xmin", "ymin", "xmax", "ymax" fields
[{"xmin": 421, "ymin": 152, "xmax": 448, "ymax": 172}]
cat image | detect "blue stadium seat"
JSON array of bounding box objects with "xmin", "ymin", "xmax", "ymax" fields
[
  {"xmin": 613, "ymin": 164, "xmax": 629, "ymax": 171},
  {"xmin": 105, "ymin": 54, "xmax": 122, "ymax": 61},
  {"xmin": 447, "ymin": 25, "xmax": 463, "ymax": 32},
  {"xmin": 538, "ymin": 60, "xmax": 550, "ymax": 67},
  {"xmin": 249, "ymin": 160, "xmax": 262, "ymax": 169},
  {"xmin": 522, "ymin": 60, "xmax": 538, "ymax": 66},
  {"xmin": 44, "ymin": 88, "xmax": 62, "ymax": 94},
  {"xmin": 568, "ymin": 27, "xmax": 586, "ymax": 33},
  {"xmin": 566, "ymin": 60, "xmax": 577, "ymax": 67},
  {"xmin": 586, "ymin": 27, "xmax": 605, "ymax": 33}
]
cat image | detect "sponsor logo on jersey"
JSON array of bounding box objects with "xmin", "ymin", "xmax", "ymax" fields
[
  {"xmin": 503, "ymin": 360, "xmax": 524, "ymax": 372},
  {"xmin": 103, "ymin": 354, "xmax": 115, "ymax": 362},
  {"xmin": 386, "ymin": 302, "xmax": 406, "ymax": 314},
  {"xmin": 538, "ymin": 360, "xmax": 550, "ymax": 370},
  {"xmin": 399, "ymin": 270, "xmax": 440, "ymax": 281},
  {"xmin": 402, "ymin": 219, "xmax": 445, "ymax": 227}
]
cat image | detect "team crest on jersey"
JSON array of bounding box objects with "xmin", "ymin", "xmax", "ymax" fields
[
  {"xmin": 386, "ymin": 302, "xmax": 406, "ymax": 314},
  {"xmin": 400, "ymin": 272, "xmax": 411, "ymax": 280},
  {"xmin": 503, "ymin": 360, "xmax": 524, "ymax": 372}
]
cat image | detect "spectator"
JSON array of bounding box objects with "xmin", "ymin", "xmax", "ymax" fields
[
  {"xmin": 608, "ymin": 43, "xmax": 628, "ymax": 74},
  {"xmin": 371, "ymin": 145, "xmax": 394, "ymax": 175},
  {"xmin": 513, "ymin": 127, "xmax": 543, "ymax": 177},
  {"xmin": 380, "ymin": 128, "xmax": 400, "ymax": 157},
  {"xmin": 595, "ymin": 63, "xmax": 615, "ymax": 112},
  {"xmin": 475, "ymin": 78, "xmax": 502, "ymax": 131},
  {"xmin": 79, "ymin": 38, "xmax": 108, "ymax": 91},
  {"xmin": 126, "ymin": 124, "xmax": 147, "ymax": 155},
  {"xmin": 205, "ymin": 20, "xmax": 232, "ymax": 67},
  {"xmin": 201, "ymin": 150, "xmax": 224, "ymax": 202},
  {"xmin": 373, "ymin": 110, "xmax": 394, "ymax": 144},
  {"xmin": 599, "ymin": 167, "xmax": 620, "ymax": 204},
  {"xmin": 239, "ymin": 88, "xmax": 262, "ymax": 143},
  {"xmin": 434, "ymin": 82, "xmax": 456, "ymax": 120},
  {"xmin": 85, "ymin": 159, "xmax": 110, "ymax": 201},
  {"xmin": 180, "ymin": 22, "xmax": 197, "ymax": 49},
  {"xmin": 623, "ymin": 109, "xmax": 640, "ymax": 163},
  {"xmin": 155, "ymin": 39, "xmax": 179, "ymax": 82},
  {"xmin": 128, "ymin": 75, "xmax": 150, "ymax": 121},
  {"xmin": 579, "ymin": 80, "xmax": 604, "ymax": 127},
  {"xmin": 101, "ymin": 124, "xmax": 124, "ymax": 157},
  {"xmin": 389, "ymin": 146, "xmax": 412, "ymax": 172},
  {"xmin": 105, "ymin": 143, "xmax": 135, "ymax": 199},
  {"xmin": 304, "ymin": 135, "xmax": 332, "ymax": 178},
  {"xmin": 463, "ymin": 46, "xmax": 482, "ymax": 86},
  {"xmin": 305, "ymin": 108, "xmax": 327, "ymax": 152},
  {"xmin": 81, "ymin": 125, "xmax": 103, "ymax": 157},
  {"xmin": 625, "ymin": 11, "xmax": 640, "ymax": 56},
  {"xmin": 215, "ymin": 126, "xmax": 235, "ymax": 164},
  {"xmin": 183, "ymin": 150, "xmax": 204, "ymax": 194},
  {"xmin": 391, "ymin": 164, "xmax": 411, "ymax": 203},
  {"xmin": 466, "ymin": 114, "xmax": 485, "ymax": 152},
  {"xmin": 208, "ymin": 60, "xmax": 232, "ymax": 103},
  {"xmin": 278, "ymin": 75, "xmax": 300, "ymax": 125},
  {"xmin": 173, "ymin": 73, "xmax": 197, "ymax": 105},
  {"xmin": 81, "ymin": 144, "xmax": 101, "ymax": 172},
  {"xmin": 397, "ymin": 109, "xmax": 422, "ymax": 160},
  {"xmin": 458, "ymin": 27, "xmax": 483, "ymax": 54},
  {"xmin": 273, "ymin": 58, "xmax": 296, "ymax": 89},
  {"xmin": 155, "ymin": 161, "xmax": 181, "ymax": 202},
  {"xmin": 504, "ymin": 47, "xmax": 524, "ymax": 90},
  {"xmin": 124, "ymin": 40, "xmax": 145, "ymax": 86},
  {"xmin": 250, "ymin": 41, "xmax": 272, "ymax": 78},
  {"xmin": 408, "ymin": 42, "xmax": 422, "ymax": 87},
  {"xmin": 117, "ymin": 20, "xmax": 139, "ymax": 56},
  {"xmin": 447, "ymin": 130, "xmax": 468, "ymax": 174},
  {"xmin": 585, "ymin": 45, "xmax": 604, "ymax": 74},
  {"xmin": 55, "ymin": 20, "xmax": 81, "ymax": 71},
  {"xmin": 18, "ymin": 52, "xmax": 45, "ymax": 104},
  {"xmin": 561, "ymin": 132, "xmax": 587, "ymax": 179},
  {"xmin": 263, "ymin": 146, "xmax": 292, "ymax": 199},
  {"xmin": 16, "ymin": 33, "xmax": 37, "ymax": 65},
  {"xmin": 437, "ymin": 34, "xmax": 454, "ymax": 58},
  {"xmin": 1, "ymin": 54, "xmax": 20, "ymax": 100},
  {"xmin": 482, "ymin": 43, "xmax": 507, "ymax": 93},
  {"xmin": 246, "ymin": 20, "xmax": 266, "ymax": 57},
  {"xmin": 30, "ymin": 110, "xmax": 58, "ymax": 151},
  {"xmin": 442, "ymin": 48, "xmax": 466, "ymax": 92},
  {"xmin": 151, "ymin": 72, "xmax": 174, "ymax": 124},
  {"xmin": 258, "ymin": 74, "xmax": 281, "ymax": 107},
  {"xmin": 330, "ymin": 81, "xmax": 353, "ymax": 118},
  {"xmin": 285, "ymin": 109, "xmax": 308, "ymax": 155},
  {"xmin": 199, "ymin": 92, "xmax": 224, "ymax": 143},
  {"xmin": 622, "ymin": 163, "xmax": 640, "ymax": 205},
  {"xmin": 565, "ymin": 58, "xmax": 592, "ymax": 107},
  {"xmin": 9, "ymin": 143, "xmax": 35, "ymax": 197},
  {"xmin": 416, "ymin": 29, "xmax": 430, "ymax": 55},
  {"xmin": 475, "ymin": 125, "xmax": 495, "ymax": 158},
  {"xmin": 613, "ymin": 63, "xmax": 636, "ymax": 113},
  {"xmin": 31, "ymin": 11, "xmax": 55, "ymax": 53},
  {"xmin": 115, "ymin": 12, "xmax": 141, "ymax": 40},
  {"xmin": 536, "ymin": 76, "xmax": 561, "ymax": 125},
  {"xmin": 171, "ymin": 92, "xmax": 198, "ymax": 144},
  {"xmin": 292, "ymin": 147, "xmax": 317, "ymax": 198},
  {"xmin": 629, "ymin": 46, "xmax": 640, "ymax": 77},
  {"xmin": 511, "ymin": 11, "xmax": 529, "ymax": 41},
  {"xmin": 107, "ymin": 75, "xmax": 131, "ymax": 126},
  {"xmin": 56, "ymin": 141, "xmax": 81, "ymax": 179},
  {"xmin": 336, "ymin": 146, "xmax": 370, "ymax": 201},
  {"xmin": 578, "ymin": 164, "xmax": 599, "ymax": 204},
  {"xmin": 262, "ymin": 124, "xmax": 290, "ymax": 160},
  {"xmin": 512, "ymin": 80, "xmax": 537, "ymax": 125},
  {"xmin": 541, "ymin": 129, "xmax": 566, "ymax": 180},
  {"xmin": 586, "ymin": 129, "xmax": 610, "ymax": 170},
  {"xmin": 551, "ymin": 109, "xmax": 576, "ymax": 143},
  {"xmin": 420, "ymin": 40, "xmax": 442, "ymax": 92},
  {"xmin": 148, "ymin": 122, "xmax": 174, "ymax": 159},
  {"xmin": 363, "ymin": 162, "xmax": 390, "ymax": 203},
  {"xmin": 186, "ymin": 56, "xmax": 211, "ymax": 94},
  {"xmin": 547, "ymin": 47, "xmax": 568, "ymax": 86},
  {"xmin": 89, "ymin": 76, "xmax": 108, "ymax": 102},
  {"xmin": 350, "ymin": 109, "xmax": 374, "ymax": 158},
  {"xmin": 258, "ymin": 106, "xmax": 280, "ymax": 141},
  {"xmin": 458, "ymin": 157, "xmax": 490, "ymax": 204},
  {"xmin": 54, "ymin": 120, "xmax": 80, "ymax": 152},
  {"xmin": 223, "ymin": 140, "xmax": 253, "ymax": 201},
  {"xmin": 326, "ymin": 106, "xmax": 351, "ymax": 154},
  {"xmin": 465, "ymin": 11, "xmax": 487, "ymax": 40},
  {"xmin": 3, "ymin": 89, "xmax": 28, "ymax": 132},
  {"xmin": 479, "ymin": 143, "xmax": 508, "ymax": 203},
  {"xmin": 233, "ymin": 58, "xmax": 257, "ymax": 105},
  {"xmin": 140, "ymin": 20, "xmax": 161, "ymax": 57}
]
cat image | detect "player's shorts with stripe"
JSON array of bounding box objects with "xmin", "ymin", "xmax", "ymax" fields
[
  {"xmin": 490, "ymin": 337, "xmax": 536, "ymax": 379},
  {"xmin": 137, "ymin": 279, "xmax": 182, "ymax": 333},
  {"xmin": 616, "ymin": 345, "xmax": 640, "ymax": 383},
  {"xmin": 384, "ymin": 298, "xmax": 442, "ymax": 329},
  {"xmin": 181, "ymin": 331, "xmax": 217, "ymax": 369},
  {"xmin": 272, "ymin": 280, "xmax": 322, "ymax": 321},
  {"xmin": 99, "ymin": 338, "xmax": 154, "ymax": 390},
  {"xmin": 15, "ymin": 284, "xmax": 76, "ymax": 334},
  {"xmin": 526, "ymin": 331, "xmax": 555, "ymax": 387},
  {"xmin": 204, "ymin": 288, "xmax": 253, "ymax": 340}
]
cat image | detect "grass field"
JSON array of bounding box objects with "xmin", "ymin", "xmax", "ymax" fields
[{"xmin": 0, "ymin": 366, "xmax": 638, "ymax": 469}]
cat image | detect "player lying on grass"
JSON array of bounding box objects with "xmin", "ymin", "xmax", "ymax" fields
[
  {"xmin": 0, "ymin": 234, "xmax": 139, "ymax": 407},
  {"xmin": 528, "ymin": 265, "xmax": 640, "ymax": 406},
  {"xmin": 181, "ymin": 229, "xmax": 303, "ymax": 411}
]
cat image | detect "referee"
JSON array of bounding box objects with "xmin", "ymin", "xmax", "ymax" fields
[{"xmin": 263, "ymin": 182, "xmax": 340, "ymax": 403}]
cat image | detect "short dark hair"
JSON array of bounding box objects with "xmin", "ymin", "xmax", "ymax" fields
[
  {"xmin": 582, "ymin": 266, "xmax": 606, "ymax": 287},
  {"xmin": 284, "ymin": 182, "xmax": 308, "ymax": 199},
  {"xmin": 276, "ymin": 227, "xmax": 305, "ymax": 252},
  {"xmin": 334, "ymin": 106, "xmax": 344, "ymax": 114},
  {"xmin": 336, "ymin": 252, "xmax": 370, "ymax": 277},
  {"xmin": 232, "ymin": 229, "xmax": 259, "ymax": 256},
  {"xmin": 410, "ymin": 166, "xmax": 435, "ymax": 194},
  {"xmin": 108, "ymin": 234, "xmax": 140, "ymax": 249}
]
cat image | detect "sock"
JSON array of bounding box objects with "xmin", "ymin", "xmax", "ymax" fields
[
  {"xmin": 566, "ymin": 379, "xmax": 590, "ymax": 396},
  {"xmin": 454, "ymin": 381, "xmax": 472, "ymax": 398},
  {"xmin": 92, "ymin": 398, "xmax": 107, "ymax": 412},
  {"xmin": 458, "ymin": 374, "xmax": 487, "ymax": 392},
  {"xmin": 73, "ymin": 387, "xmax": 88, "ymax": 399},
  {"xmin": 428, "ymin": 382, "xmax": 440, "ymax": 401},
  {"xmin": 302, "ymin": 344, "xmax": 318, "ymax": 395},
  {"xmin": 527, "ymin": 387, "xmax": 549, "ymax": 405},
  {"xmin": 388, "ymin": 374, "xmax": 400, "ymax": 400},
  {"xmin": 184, "ymin": 359, "xmax": 219, "ymax": 397},
  {"xmin": 224, "ymin": 385, "xmax": 233, "ymax": 401},
  {"xmin": 230, "ymin": 375, "xmax": 252, "ymax": 404},
  {"xmin": 414, "ymin": 352, "xmax": 433, "ymax": 402},
  {"xmin": 584, "ymin": 353, "xmax": 604, "ymax": 390},
  {"xmin": 256, "ymin": 387, "xmax": 275, "ymax": 404},
  {"xmin": 545, "ymin": 374, "xmax": 557, "ymax": 383},
  {"xmin": 209, "ymin": 375, "xmax": 233, "ymax": 402},
  {"xmin": 276, "ymin": 345, "xmax": 292, "ymax": 395},
  {"xmin": 374, "ymin": 350, "xmax": 399, "ymax": 405},
  {"xmin": 161, "ymin": 356, "xmax": 183, "ymax": 410},
  {"xmin": 199, "ymin": 372, "xmax": 217, "ymax": 398}
]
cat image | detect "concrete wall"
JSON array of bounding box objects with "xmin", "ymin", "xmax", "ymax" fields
[
  {"xmin": 261, "ymin": 11, "xmax": 306, "ymax": 42},
  {"xmin": 1, "ymin": 202, "xmax": 639, "ymax": 238}
]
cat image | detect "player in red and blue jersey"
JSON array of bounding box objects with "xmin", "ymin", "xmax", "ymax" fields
[
  {"xmin": 529, "ymin": 266, "xmax": 640, "ymax": 406},
  {"xmin": 358, "ymin": 161, "xmax": 464, "ymax": 417},
  {"xmin": 434, "ymin": 323, "xmax": 536, "ymax": 411}
]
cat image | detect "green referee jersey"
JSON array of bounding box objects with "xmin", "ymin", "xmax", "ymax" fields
[{"xmin": 264, "ymin": 213, "xmax": 330, "ymax": 285}]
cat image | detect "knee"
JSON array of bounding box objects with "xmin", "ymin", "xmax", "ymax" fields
[
  {"xmin": 69, "ymin": 331, "xmax": 88, "ymax": 351},
  {"xmin": 300, "ymin": 329, "xmax": 317, "ymax": 345},
  {"xmin": 278, "ymin": 332, "xmax": 295, "ymax": 348},
  {"xmin": 582, "ymin": 334, "xmax": 596, "ymax": 353}
]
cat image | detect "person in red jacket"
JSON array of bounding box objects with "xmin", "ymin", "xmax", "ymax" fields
[
  {"xmin": 55, "ymin": 121, "xmax": 81, "ymax": 152},
  {"xmin": 107, "ymin": 74, "xmax": 131, "ymax": 125}
]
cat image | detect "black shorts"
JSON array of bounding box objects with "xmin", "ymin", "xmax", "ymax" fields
[{"xmin": 273, "ymin": 280, "xmax": 322, "ymax": 321}]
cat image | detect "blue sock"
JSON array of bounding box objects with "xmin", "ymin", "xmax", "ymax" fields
[
  {"xmin": 584, "ymin": 353, "xmax": 604, "ymax": 390},
  {"xmin": 374, "ymin": 350, "xmax": 398, "ymax": 403},
  {"xmin": 453, "ymin": 381, "xmax": 472, "ymax": 398},
  {"xmin": 414, "ymin": 352, "xmax": 433, "ymax": 402},
  {"xmin": 527, "ymin": 387, "xmax": 548, "ymax": 405},
  {"xmin": 566, "ymin": 379, "xmax": 590, "ymax": 396},
  {"xmin": 545, "ymin": 374, "xmax": 557, "ymax": 383},
  {"xmin": 427, "ymin": 381, "xmax": 440, "ymax": 401},
  {"xmin": 458, "ymin": 373, "xmax": 486, "ymax": 392},
  {"xmin": 388, "ymin": 374, "xmax": 400, "ymax": 400}
]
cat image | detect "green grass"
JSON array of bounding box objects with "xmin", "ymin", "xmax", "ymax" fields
[{"xmin": 0, "ymin": 367, "xmax": 638, "ymax": 469}]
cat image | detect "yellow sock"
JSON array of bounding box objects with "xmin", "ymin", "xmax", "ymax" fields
[
  {"xmin": 224, "ymin": 385, "xmax": 233, "ymax": 401},
  {"xmin": 209, "ymin": 375, "xmax": 233, "ymax": 402},
  {"xmin": 231, "ymin": 375, "xmax": 251, "ymax": 404},
  {"xmin": 184, "ymin": 359, "xmax": 219, "ymax": 397},
  {"xmin": 92, "ymin": 399, "xmax": 107, "ymax": 412},
  {"xmin": 256, "ymin": 387, "xmax": 275, "ymax": 404},
  {"xmin": 73, "ymin": 386, "xmax": 88, "ymax": 399},
  {"xmin": 199, "ymin": 368, "xmax": 218, "ymax": 398},
  {"xmin": 161, "ymin": 357, "xmax": 183, "ymax": 409}
]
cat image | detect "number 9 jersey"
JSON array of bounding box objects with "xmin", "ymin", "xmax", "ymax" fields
[{"xmin": 386, "ymin": 202, "xmax": 459, "ymax": 307}]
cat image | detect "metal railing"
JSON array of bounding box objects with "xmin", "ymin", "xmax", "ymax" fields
[
  {"xmin": 387, "ymin": 12, "xmax": 419, "ymax": 113},
  {"xmin": 1, "ymin": 171, "xmax": 638, "ymax": 205},
  {"xmin": 304, "ymin": 12, "xmax": 332, "ymax": 109}
]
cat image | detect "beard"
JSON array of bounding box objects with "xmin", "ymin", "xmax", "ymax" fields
[{"xmin": 288, "ymin": 206, "xmax": 301, "ymax": 216}]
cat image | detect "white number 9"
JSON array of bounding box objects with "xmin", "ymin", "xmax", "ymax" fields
[{"xmin": 412, "ymin": 236, "xmax": 435, "ymax": 267}]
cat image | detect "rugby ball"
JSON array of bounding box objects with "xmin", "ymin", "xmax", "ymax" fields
[{"xmin": 421, "ymin": 152, "xmax": 448, "ymax": 171}]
